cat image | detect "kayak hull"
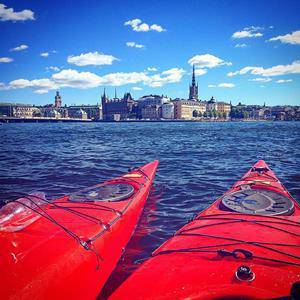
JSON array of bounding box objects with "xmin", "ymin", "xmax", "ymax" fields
[
  {"xmin": 110, "ymin": 160, "xmax": 300, "ymax": 300},
  {"xmin": 0, "ymin": 160, "xmax": 158, "ymax": 300}
]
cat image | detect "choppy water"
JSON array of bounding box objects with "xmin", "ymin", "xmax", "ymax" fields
[{"xmin": 1, "ymin": 122, "xmax": 300, "ymax": 297}]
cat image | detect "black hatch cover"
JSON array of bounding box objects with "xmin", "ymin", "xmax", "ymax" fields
[
  {"xmin": 220, "ymin": 188, "xmax": 294, "ymax": 216},
  {"xmin": 69, "ymin": 183, "xmax": 135, "ymax": 202}
]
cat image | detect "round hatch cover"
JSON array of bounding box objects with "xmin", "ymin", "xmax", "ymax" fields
[
  {"xmin": 69, "ymin": 183, "xmax": 134, "ymax": 202},
  {"xmin": 220, "ymin": 188, "xmax": 294, "ymax": 216}
]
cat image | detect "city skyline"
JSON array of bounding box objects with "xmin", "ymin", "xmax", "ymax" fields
[{"xmin": 0, "ymin": 0, "xmax": 300, "ymax": 106}]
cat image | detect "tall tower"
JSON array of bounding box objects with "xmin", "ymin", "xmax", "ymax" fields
[
  {"xmin": 189, "ymin": 65, "xmax": 199, "ymax": 101},
  {"xmin": 54, "ymin": 91, "xmax": 62, "ymax": 107},
  {"xmin": 101, "ymin": 89, "xmax": 109, "ymax": 120}
]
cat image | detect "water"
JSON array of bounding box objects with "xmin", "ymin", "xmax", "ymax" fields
[{"xmin": 1, "ymin": 122, "xmax": 300, "ymax": 297}]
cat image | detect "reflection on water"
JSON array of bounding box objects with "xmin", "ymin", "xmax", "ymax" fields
[{"xmin": 1, "ymin": 121, "xmax": 299, "ymax": 297}]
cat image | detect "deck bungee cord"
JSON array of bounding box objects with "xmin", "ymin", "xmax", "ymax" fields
[
  {"xmin": 2, "ymin": 166, "xmax": 148, "ymax": 233},
  {"xmin": 0, "ymin": 160, "xmax": 159, "ymax": 300},
  {"xmin": 148, "ymin": 213, "xmax": 300, "ymax": 267},
  {"xmin": 109, "ymin": 160, "xmax": 300, "ymax": 300},
  {"xmin": 5, "ymin": 193, "xmax": 105, "ymax": 269},
  {"xmin": 1, "ymin": 168, "xmax": 148, "ymax": 266},
  {"xmin": 152, "ymin": 247, "xmax": 300, "ymax": 267}
]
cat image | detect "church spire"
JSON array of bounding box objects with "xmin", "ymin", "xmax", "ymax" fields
[
  {"xmin": 192, "ymin": 65, "xmax": 196, "ymax": 86},
  {"xmin": 189, "ymin": 65, "xmax": 199, "ymax": 101},
  {"xmin": 102, "ymin": 88, "xmax": 108, "ymax": 103}
]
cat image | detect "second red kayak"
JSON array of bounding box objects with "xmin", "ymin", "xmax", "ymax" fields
[
  {"xmin": 0, "ymin": 160, "xmax": 158, "ymax": 300},
  {"xmin": 111, "ymin": 160, "xmax": 300, "ymax": 299}
]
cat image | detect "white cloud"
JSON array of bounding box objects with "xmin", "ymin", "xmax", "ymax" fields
[
  {"xmin": 46, "ymin": 66, "xmax": 60, "ymax": 72},
  {"xmin": 150, "ymin": 24, "xmax": 165, "ymax": 32},
  {"xmin": 228, "ymin": 67, "xmax": 257, "ymax": 77},
  {"xmin": 67, "ymin": 51, "xmax": 119, "ymax": 66},
  {"xmin": 208, "ymin": 83, "xmax": 235, "ymax": 88},
  {"xmin": 10, "ymin": 44, "xmax": 28, "ymax": 52},
  {"xmin": 249, "ymin": 77, "xmax": 272, "ymax": 82},
  {"xmin": 194, "ymin": 69, "xmax": 207, "ymax": 76},
  {"xmin": 146, "ymin": 68, "xmax": 185, "ymax": 87},
  {"xmin": 228, "ymin": 60, "xmax": 300, "ymax": 77},
  {"xmin": 40, "ymin": 52, "xmax": 49, "ymax": 57},
  {"xmin": 218, "ymin": 83, "xmax": 235, "ymax": 88},
  {"xmin": 99, "ymin": 69, "xmax": 184, "ymax": 87},
  {"xmin": 126, "ymin": 41, "xmax": 145, "ymax": 48},
  {"xmin": 8, "ymin": 78, "xmax": 57, "ymax": 91},
  {"xmin": 276, "ymin": 79, "xmax": 293, "ymax": 83},
  {"xmin": 147, "ymin": 67, "xmax": 157, "ymax": 71},
  {"xmin": 245, "ymin": 26, "xmax": 264, "ymax": 31},
  {"xmin": 9, "ymin": 79, "xmax": 31, "ymax": 89},
  {"xmin": 0, "ymin": 57, "xmax": 13, "ymax": 63},
  {"xmin": 52, "ymin": 69, "xmax": 102, "ymax": 88},
  {"xmin": 232, "ymin": 26, "xmax": 263, "ymax": 39},
  {"xmin": 124, "ymin": 18, "xmax": 166, "ymax": 32},
  {"xmin": 0, "ymin": 3, "xmax": 35, "ymax": 22},
  {"xmin": 30, "ymin": 78, "xmax": 57, "ymax": 90},
  {"xmin": 100, "ymin": 72, "xmax": 148, "ymax": 86},
  {"xmin": 188, "ymin": 54, "xmax": 231, "ymax": 68},
  {"xmin": 40, "ymin": 50, "xmax": 57, "ymax": 57},
  {"xmin": 235, "ymin": 43, "xmax": 247, "ymax": 48},
  {"xmin": 132, "ymin": 86, "xmax": 143, "ymax": 90},
  {"xmin": 268, "ymin": 30, "xmax": 300, "ymax": 45},
  {"xmin": 232, "ymin": 31, "xmax": 262, "ymax": 39},
  {"xmin": 1, "ymin": 67, "xmax": 184, "ymax": 93},
  {"xmin": 34, "ymin": 89, "xmax": 49, "ymax": 94},
  {"xmin": 4, "ymin": 70, "xmax": 98, "ymax": 92}
]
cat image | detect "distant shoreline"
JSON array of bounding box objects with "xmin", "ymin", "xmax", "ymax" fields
[{"xmin": 1, "ymin": 116, "xmax": 296, "ymax": 124}]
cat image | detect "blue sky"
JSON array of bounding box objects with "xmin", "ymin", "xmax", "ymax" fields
[{"xmin": 0, "ymin": 0, "xmax": 299, "ymax": 106}]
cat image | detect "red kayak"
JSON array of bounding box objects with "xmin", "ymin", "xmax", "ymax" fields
[
  {"xmin": 0, "ymin": 160, "xmax": 158, "ymax": 300},
  {"xmin": 110, "ymin": 160, "xmax": 300, "ymax": 299}
]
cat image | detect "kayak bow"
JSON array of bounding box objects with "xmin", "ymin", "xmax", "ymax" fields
[
  {"xmin": 0, "ymin": 160, "xmax": 158, "ymax": 300},
  {"xmin": 110, "ymin": 160, "xmax": 300, "ymax": 300}
]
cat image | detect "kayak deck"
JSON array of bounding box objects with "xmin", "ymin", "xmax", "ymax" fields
[
  {"xmin": 0, "ymin": 160, "xmax": 158, "ymax": 300},
  {"xmin": 110, "ymin": 160, "xmax": 300, "ymax": 299}
]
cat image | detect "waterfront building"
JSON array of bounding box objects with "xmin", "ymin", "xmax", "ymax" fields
[
  {"xmin": 44, "ymin": 109, "xmax": 62, "ymax": 119},
  {"xmin": 272, "ymin": 106, "xmax": 297, "ymax": 121},
  {"xmin": 189, "ymin": 65, "xmax": 198, "ymax": 100},
  {"xmin": 68, "ymin": 105, "xmax": 102, "ymax": 120},
  {"xmin": 54, "ymin": 91, "xmax": 62, "ymax": 108},
  {"xmin": 161, "ymin": 102, "xmax": 174, "ymax": 119},
  {"xmin": 74, "ymin": 109, "xmax": 88, "ymax": 120},
  {"xmin": 236, "ymin": 102, "xmax": 248, "ymax": 111},
  {"xmin": 173, "ymin": 99, "xmax": 206, "ymax": 119},
  {"xmin": 171, "ymin": 65, "xmax": 210, "ymax": 120},
  {"xmin": 215, "ymin": 101, "xmax": 231, "ymax": 117},
  {"xmin": 137, "ymin": 95, "xmax": 170, "ymax": 119},
  {"xmin": 42, "ymin": 107, "xmax": 68, "ymax": 118},
  {"xmin": 243, "ymin": 105, "xmax": 262, "ymax": 119},
  {"xmin": 0, "ymin": 103, "xmax": 13, "ymax": 116},
  {"xmin": 137, "ymin": 95, "xmax": 170, "ymax": 109},
  {"xmin": 141, "ymin": 105, "xmax": 161, "ymax": 120},
  {"xmin": 206, "ymin": 97, "xmax": 217, "ymax": 111},
  {"xmin": 206, "ymin": 97, "xmax": 231, "ymax": 117},
  {"xmin": 14, "ymin": 105, "xmax": 39, "ymax": 118},
  {"xmin": 295, "ymin": 108, "xmax": 300, "ymax": 121},
  {"xmin": 39, "ymin": 92, "xmax": 68, "ymax": 118},
  {"xmin": 101, "ymin": 90, "xmax": 136, "ymax": 121},
  {"xmin": 0, "ymin": 103, "xmax": 40, "ymax": 118}
]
